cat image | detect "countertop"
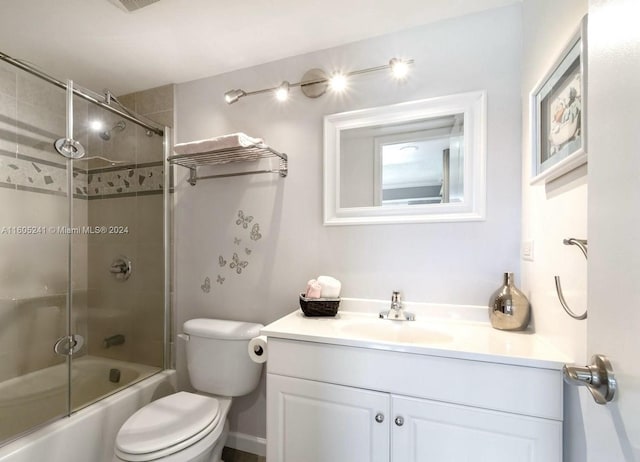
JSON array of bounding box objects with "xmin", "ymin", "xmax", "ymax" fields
[{"xmin": 261, "ymin": 303, "xmax": 572, "ymax": 370}]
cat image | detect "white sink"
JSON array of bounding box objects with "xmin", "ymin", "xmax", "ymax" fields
[
  {"xmin": 261, "ymin": 308, "xmax": 572, "ymax": 369},
  {"xmin": 337, "ymin": 318, "xmax": 453, "ymax": 345}
]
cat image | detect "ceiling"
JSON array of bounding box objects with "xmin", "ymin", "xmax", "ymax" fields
[{"xmin": 0, "ymin": 0, "xmax": 519, "ymax": 96}]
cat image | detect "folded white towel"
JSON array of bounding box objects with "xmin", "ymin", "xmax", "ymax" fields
[
  {"xmin": 317, "ymin": 275, "xmax": 341, "ymax": 298},
  {"xmin": 174, "ymin": 133, "xmax": 263, "ymax": 155}
]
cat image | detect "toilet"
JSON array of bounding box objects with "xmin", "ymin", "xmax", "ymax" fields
[{"xmin": 113, "ymin": 318, "xmax": 264, "ymax": 462}]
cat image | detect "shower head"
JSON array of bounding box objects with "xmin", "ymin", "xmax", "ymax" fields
[{"xmin": 99, "ymin": 120, "xmax": 126, "ymax": 141}]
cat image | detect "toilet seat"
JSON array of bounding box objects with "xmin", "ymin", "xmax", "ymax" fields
[{"xmin": 115, "ymin": 392, "xmax": 223, "ymax": 462}]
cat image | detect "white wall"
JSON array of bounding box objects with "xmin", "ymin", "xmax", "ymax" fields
[
  {"xmin": 174, "ymin": 6, "xmax": 522, "ymax": 440},
  {"xmin": 520, "ymin": 1, "xmax": 588, "ymax": 461},
  {"xmin": 521, "ymin": 0, "xmax": 588, "ymax": 362}
]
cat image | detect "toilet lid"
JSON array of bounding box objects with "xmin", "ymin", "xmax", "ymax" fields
[{"xmin": 116, "ymin": 392, "xmax": 220, "ymax": 456}]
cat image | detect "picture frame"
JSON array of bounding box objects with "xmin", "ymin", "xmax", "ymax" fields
[{"xmin": 530, "ymin": 15, "xmax": 588, "ymax": 184}]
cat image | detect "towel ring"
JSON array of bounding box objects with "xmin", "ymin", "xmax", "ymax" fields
[{"xmin": 554, "ymin": 238, "xmax": 588, "ymax": 320}]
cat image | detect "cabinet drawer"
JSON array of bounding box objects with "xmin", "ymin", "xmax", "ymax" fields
[{"xmin": 267, "ymin": 338, "xmax": 563, "ymax": 420}]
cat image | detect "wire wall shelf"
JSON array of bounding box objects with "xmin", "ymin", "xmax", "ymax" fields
[{"xmin": 168, "ymin": 144, "xmax": 288, "ymax": 185}]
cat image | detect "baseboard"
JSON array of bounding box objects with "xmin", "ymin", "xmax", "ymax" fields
[{"xmin": 225, "ymin": 431, "xmax": 267, "ymax": 457}]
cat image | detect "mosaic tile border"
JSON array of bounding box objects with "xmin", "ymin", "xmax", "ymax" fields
[
  {"xmin": 0, "ymin": 151, "xmax": 164, "ymax": 200},
  {"xmin": 0, "ymin": 150, "xmax": 67, "ymax": 196},
  {"xmin": 86, "ymin": 162, "xmax": 163, "ymax": 198}
]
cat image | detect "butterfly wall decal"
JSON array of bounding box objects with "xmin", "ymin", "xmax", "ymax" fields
[
  {"xmin": 229, "ymin": 252, "xmax": 249, "ymax": 274},
  {"xmin": 250, "ymin": 223, "xmax": 262, "ymax": 241},
  {"xmin": 216, "ymin": 275, "xmax": 225, "ymax": 285},
  {"xmin": 218, "ymin": 255, "xmax": 227, "ymax": 267},
  {"xmin": 201, "ymin": 277, "xmax": 211, "ymax": 293},
  {"xmin": 235, "ymin": 210, "xmax": 253, "ymax": 229}
]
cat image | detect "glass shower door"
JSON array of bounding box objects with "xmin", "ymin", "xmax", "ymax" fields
[
  {"xmin": 69, "ymin": 84, "xmax": 166, "ymax": 412},
  {"xmin": 0, "ymin": 60, "xmax": 167, "ymax": 446},
  {"xmin": 0, "ymin": 65, "xmax": 73, "ymax": 442}
]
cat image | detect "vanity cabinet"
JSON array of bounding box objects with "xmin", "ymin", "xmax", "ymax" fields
[{"xmin": 266, "ymin": 338, "xmax": 563, "ymax": 462}]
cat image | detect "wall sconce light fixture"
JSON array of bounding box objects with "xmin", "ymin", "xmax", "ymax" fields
[{"xmin": 223, "ymin": 57, "xmax": 414, "ymax": 105}]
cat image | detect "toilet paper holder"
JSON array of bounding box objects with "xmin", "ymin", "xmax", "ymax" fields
[
  {"xmin": 253, "ymin": 344, "xmax": 264, "ymax": 356},
  {"xmin": 248, "ymin": 336, "xmax": 268, "ymax": 364}
]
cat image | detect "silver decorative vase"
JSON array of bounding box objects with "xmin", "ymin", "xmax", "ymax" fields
[{"xmin": 489, "ymin": 272, "xmax": 531, "ymax": 331}]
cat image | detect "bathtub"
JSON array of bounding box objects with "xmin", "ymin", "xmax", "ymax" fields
[{"xmin": 0, "ymin": 356, "xmax": 176, "ymax": 462}]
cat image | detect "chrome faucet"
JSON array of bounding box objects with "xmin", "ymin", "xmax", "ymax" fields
[{"xmin": 379, "ymin": 291, "xmax": 415, "ymax": 321}]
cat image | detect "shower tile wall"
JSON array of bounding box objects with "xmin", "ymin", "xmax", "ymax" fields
[
  {"xmin": 0, "ymin": 61, "xmax": 89, "ymax": 382},
  {"xmin": 86, "ymin": 84, "xmax": 172, "ymax": 367}
]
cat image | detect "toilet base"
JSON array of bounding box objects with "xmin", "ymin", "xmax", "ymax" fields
[{"xmin": 210, "ymin": 420, "xmax": 229, "ymax": 462}]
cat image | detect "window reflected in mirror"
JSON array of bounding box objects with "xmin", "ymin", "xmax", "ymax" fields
[{"xmin": 340, "ymin": 114, "xmax": 464, "ymax": 208}]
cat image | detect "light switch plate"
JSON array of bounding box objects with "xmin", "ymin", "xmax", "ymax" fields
[{"xmin": 522, "ymin": 240, "xmax": 534, "ymax": 261}]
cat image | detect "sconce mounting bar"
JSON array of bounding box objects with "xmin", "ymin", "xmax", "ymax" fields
[{"xmin": 224, "ymin": 58, "xmax": 414, "ymax": 104}]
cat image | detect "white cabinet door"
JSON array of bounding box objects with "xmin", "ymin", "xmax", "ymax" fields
[
  {"xmin": 267, "ymin": 374, "xmax": 390, "ymax": 462},
  {"xmin": 391, "ymin": 395, "xmax": 562, "ymax": 462}
]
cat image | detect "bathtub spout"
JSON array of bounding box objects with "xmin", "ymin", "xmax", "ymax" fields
[{"xmin": 103, "ymin": 334, "xmax": 125, "ymax": 348}]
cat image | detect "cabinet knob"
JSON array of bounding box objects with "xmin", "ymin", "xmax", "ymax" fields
[
  {"xmin": 394, "ymin": 416, "xmax": 404, "ymax": 426},
  {"xmin": 375, "ymin": 413, "xmax": 385, "ymax": 423}
]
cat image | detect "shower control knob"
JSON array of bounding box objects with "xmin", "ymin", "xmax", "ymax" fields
[
  {"xmin": 110, "ymin": 255, "xmax": 132, "ymax": 281},
  {"xmin": 394, "ymin": 416, "xmax": 404, "ymax": 426},
  {"xmin": 375, "ymin": 413, "xmax": 384, "ymax": 423}
]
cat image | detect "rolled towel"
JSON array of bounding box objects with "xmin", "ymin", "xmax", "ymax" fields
[
  {"xmin": 317, "ymin": 275, "xmax": 341, "ymax": 298},
  {"xmin": 305, "ymin": 279, "xmax": 322, "ymax": 299}
]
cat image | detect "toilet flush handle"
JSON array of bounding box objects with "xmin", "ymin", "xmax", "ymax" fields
[{"xmin": 177, "ymin": 334, "xmax": 190, "ymax": 342}]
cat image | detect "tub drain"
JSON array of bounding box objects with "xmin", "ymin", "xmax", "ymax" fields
[{"xmin": 109, "ymin": 368, "xmax": 121, "ymax": 383}]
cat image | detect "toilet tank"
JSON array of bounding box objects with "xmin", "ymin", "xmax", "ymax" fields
[{"xmin": 183, "ymin": 318, "xmax": 264, "ymax": 397}]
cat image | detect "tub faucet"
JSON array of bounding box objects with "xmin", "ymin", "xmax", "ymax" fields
[
  {"xmin": 379, "ymin": 291, "xmax": 415, "ymax": 321},
  {"xmin": 103, "ymin": 334, "xmax": 125, "ymax": 349}
]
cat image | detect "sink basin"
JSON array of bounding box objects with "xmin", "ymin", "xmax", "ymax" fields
[{"xmin": 337, "ymin": 319, "xmax": 452, "ymax": 345}]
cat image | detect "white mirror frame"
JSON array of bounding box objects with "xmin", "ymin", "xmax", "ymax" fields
[{"xmin": 323, "ymin": 91, "xmax": 487, "ymax": 225}]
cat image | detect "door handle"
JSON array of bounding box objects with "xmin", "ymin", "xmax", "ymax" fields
[
  {"xmin": 563, "ymin": 354, "xmax": 616, "ymax": 404},
  {"xmin": 53, "ymin": 334, "xmax": 85, "ymax": 356}
]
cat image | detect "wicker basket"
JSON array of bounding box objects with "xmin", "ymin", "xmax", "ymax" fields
[{"xmin": 299, "ymin": 293, "xmax": 340, "ymax": 317}]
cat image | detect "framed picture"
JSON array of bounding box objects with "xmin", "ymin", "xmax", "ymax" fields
[{"xmin": 531, "ymin": 15, "xmax": 588, "ymax": 183}]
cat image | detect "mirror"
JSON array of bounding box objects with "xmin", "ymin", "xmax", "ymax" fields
[{"xmin": 324, "ymin": 91, "xmax": 486, "ymax": 225}]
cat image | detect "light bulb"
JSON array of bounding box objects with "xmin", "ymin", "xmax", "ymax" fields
[
  {"xmin": 90, "ymin": 120, "xmax": 104, "ymax": 132},
  {"xmin": 390, "ymin": 58, "xmax": 410, "ymax": 79},
  {"xmin": 275, "ymin": 81, "xmax": 290, "ymax": 102},
  {"xmin": 329, "ymin": 73, "xmax": 347, "ymax": 92},
  {"xmin": 224, "ymin": 89, "xmax": 246, "ymax": 104}
]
